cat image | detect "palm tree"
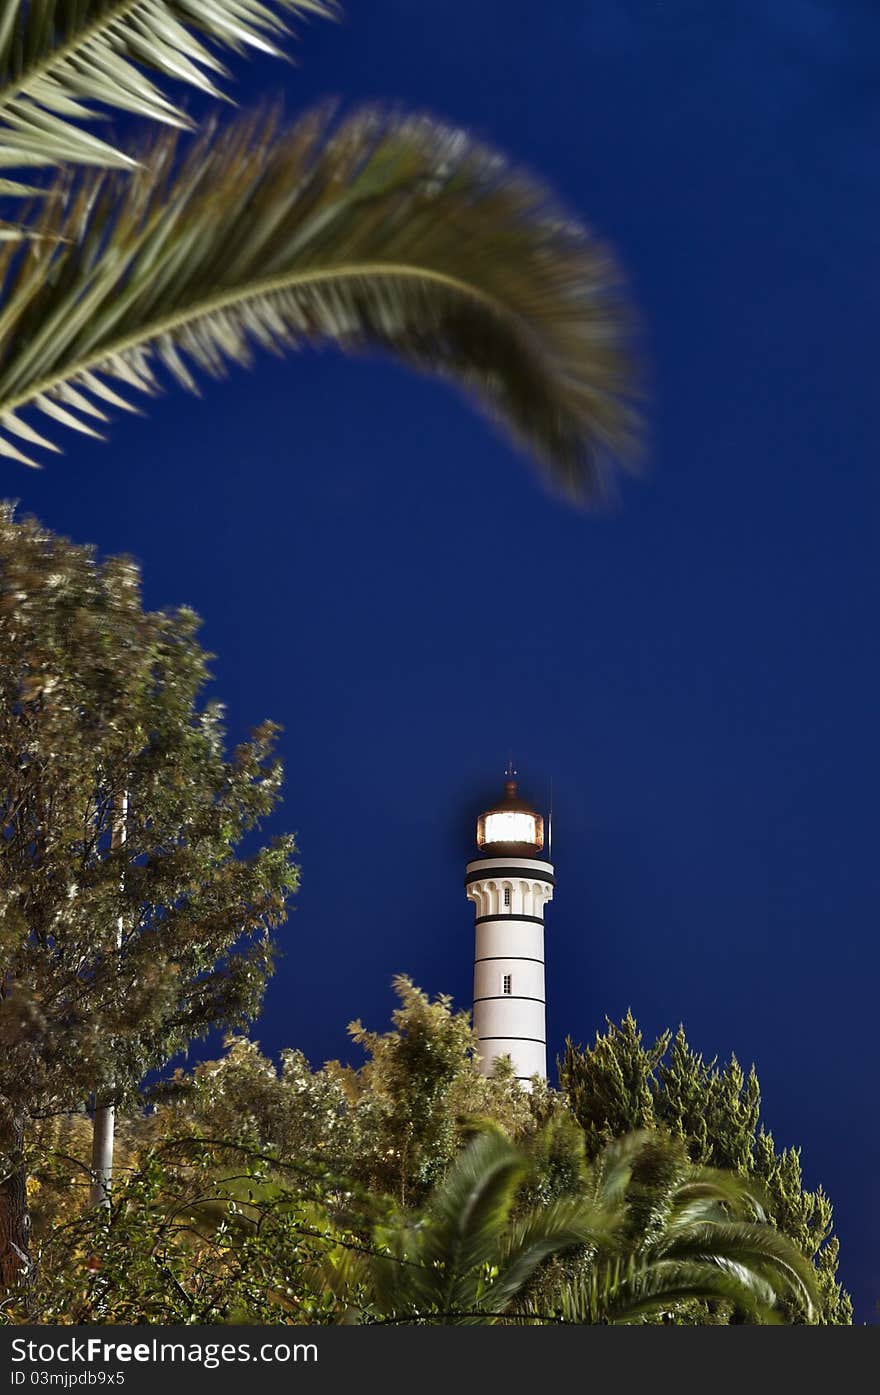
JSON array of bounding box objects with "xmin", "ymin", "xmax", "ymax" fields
[
  {"xmin": 541, "ymin": 1131, "xmax": 819, "ymax": 1324},
  {"xmin": 345, "ymin": 1129, "xmax": 817, "ymax": 1325},
  {"xmin": 342, "ymin": 1128, "xmax": 610, "ymax": 1324},
  {"xmin": 0, "ymin": 1, "xmax": 640, "ymax": 503}
]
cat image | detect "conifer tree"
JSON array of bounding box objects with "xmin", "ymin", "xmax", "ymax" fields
[
  {"xmin": 0, "ymin": 506, "xmax": 298, "ymax": 1286},
  {"xmin": 559, "ymin": 1014, "xmax": 852, "ymax": 1323}
]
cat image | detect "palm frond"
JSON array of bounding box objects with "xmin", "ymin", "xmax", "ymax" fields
[
  {"xmin": 423, "ymin": 1129, "xmax": 523, "ymax": 1259},
  {"xmin": 354, "ymin": 1129, "xmax": 820, "ymax": 1326},
  {"xmin": 361, "ymin": 1220, "xmax": 426, "ymax": 1318},
  {"xmin": 651, "ymin": 1220, "xmax": 817, "ymax": 1318},
  {"xmin": 667, "ymin": 1171, "xmax": 769, "ymax": 1227},
  {"xmin": 407, "ymin": 1130, "xmax": 524, "ymax": 1318},
  {"xmin": 488, "ymin": 1196, "xmax": 609, "ymax": 1311},
  {"xmin": 364, "ymin": 1132, "xmax": 602, "ymax": 1323},
  {"xmin": 569, "ymin": 1132, "xmax": 818, "ymax": 1324},
  {"xmin": 0, "ymin": 0, "xmax": 336, "ymax": 192},
  {"xmin": 0, "ymin": 108, "xmax": 640, "ymax": 500},
  {"xmin": 586, "ymin": 1130, "xmax": 650, "ymax": 1207},
  {"xmin": 550, "ymin": 1253, "xmax": 784, "ymax": 1325}
]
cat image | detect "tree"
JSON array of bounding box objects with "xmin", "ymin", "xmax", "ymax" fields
[
  {"xmin": 0, "ymin": 505, "xmax": 298, "ymax": 1286},
  {"xmin": 19, "ymin": 1124, "xmax": 817, "ymax": 1327},
  {"xmin": 135, "ymin": 977, "xmax": 538, "ymax": 1207},
  {"xmin": 559, "ymin": 1013, "xmax": 852, "ymax": 1323},
  {"xmin": 328, "ymin": 976, "xmax": 535, "ymax": 1205},
  {"xmin": 0, "ymin": 2, "xmax": 639, "ymax": 504}
]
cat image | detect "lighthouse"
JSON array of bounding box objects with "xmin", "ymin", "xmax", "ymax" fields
[{"xmin": 465, "ymin": 769, "xmax": 554, "ymax": 1084}]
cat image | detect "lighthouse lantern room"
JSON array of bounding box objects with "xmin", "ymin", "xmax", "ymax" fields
[{"xmin": 466, "ymin": 768, "xmax": 555, "ymax": 1085}]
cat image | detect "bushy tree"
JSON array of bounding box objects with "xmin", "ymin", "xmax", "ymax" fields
[
  {"xmin": 5, "ymin": 1133, "xmax": 371, "ymax": 1326},
  {"xmin": 105, "ymin": 977, "xmax": 585, "ymax": 1228},
  {"xmin": 0, "ymin": 507, "xmax": 298, "ymax": 1285},
  {"xmin": 559, "ymin": 1013, "xmax": 851, "ymax": 1323},
  {"xmin": 138, "ymin": 977, "xmax": 540, "ymax": 1208},
  {"xmin": 328, "ymin": 976, "xmax": 536, "ymax": 1204}
]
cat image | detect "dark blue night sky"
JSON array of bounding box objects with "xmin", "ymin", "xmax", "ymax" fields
[{"xmin": 11, "ymin": 1, "xmax": 880, "ymax": 1319}]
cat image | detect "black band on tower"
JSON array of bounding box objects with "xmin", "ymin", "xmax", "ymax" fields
[
  {"xmin": 473, "ymin": 995, "xmax": 545, "ymax": 1005},
  {"xmin": 477, "ymin": 1036, "xmax": 546, "ymax": 1045},
  {"xmin": 474, "ymin": 955, "xmax": 545, "ymax": 966}
]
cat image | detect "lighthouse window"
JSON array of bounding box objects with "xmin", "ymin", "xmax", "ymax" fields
[
  {"xmin": 503, "ymin": 974, "xmax": 512, "ymax": 995},
  {"xmin": 503, "ymin": 887, "xmax": 511, "ymax": 908}
]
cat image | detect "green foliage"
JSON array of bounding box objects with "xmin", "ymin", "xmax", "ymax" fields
[
  {"xmin": 331, "ymin": 976, "xmax": 535, "ymax": 1204},
  {"xmin": 2, "ymin": 985, "xmax": 845, "ymax": 1325},
  {"xmin": 656, "ymin": 1027, "xmax": 761, "ymax": 1173},
  {"xmin": 0, "ymin": 1, "xmax": 336, "ymax": 195},
  {"xmin": 0, "ymin": 0, "xmax": 337, "ymax": 202},
  {"xmin": 340, "ymin": 1127, "xmax": 816, "ymax": 1326},
  {"xmin": 6, "ymin": 1141, "xmax": 365, "ymax": 1325},
  {"xmin": 548, "ymin": 1130, "xmax": 817, "ymax": 1325},
  {"xmin": 347, "ymin": 1127, "xmax": 607, "ymax": 1325},
  {"xmin": 557, "ymin": 1011, "xmax": 666, "ymax": 1156},
  {"xmin": 7, "ymin": 1118, "xmax": 603, "ymax": 1327},
  {"xmin": 751, "ymin": 1131, "xmax": 847, "ymax": 1326},
  {"xmin": 163, "ymin": 1036, "xmax": 359, "ymax": 1170},
  {"xmin": 559, "ymin": 1013, "xmax": 852, "ymax": 1323},
  {"xmin": 143, "ymin": 977, "xmax": 537, "ymax": 1208},
  {"xmin": 515, "ymin": 1105, "xmax": 589, "ymax": 1208},
  {"xmin": 0, "ymin": 505, "xmax": 297, "ymax": 1166}
]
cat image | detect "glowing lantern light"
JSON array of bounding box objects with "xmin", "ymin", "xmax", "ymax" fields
[{"xmin": 476, "ymin": 778, "xmax": 544, "ymax": 851}]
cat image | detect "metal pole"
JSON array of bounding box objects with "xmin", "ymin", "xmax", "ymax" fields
[
  {"xmin": 548, "ymin": 777, "xmax": 553, "ymax": 861},
  {"xmin": 89, "ymin": 793, "xmax": 127, "ymax": 1208}
]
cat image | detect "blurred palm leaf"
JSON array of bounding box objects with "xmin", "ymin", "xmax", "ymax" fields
[
  {"xmin": 0, "ymin": 0, "xmax": 336, "ymax": 199},
  {"xmin": 360, "ymin": 1128, "xmax": 607, "ymax": 1323},
  {"xmin": 550, "ymin": 1253, "xmax": 786, "ymax": 1325},
  {"xmin": 0, "ymin": 107, "xmax": 639, "ymax": 500}
]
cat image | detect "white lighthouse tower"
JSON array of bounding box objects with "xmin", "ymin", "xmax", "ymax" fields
[{"xmin": 465, "ymin": 768, "xmax": 554, "ymax": 1084}]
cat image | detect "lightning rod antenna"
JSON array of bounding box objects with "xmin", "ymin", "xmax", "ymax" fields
[{"xmin": 548, "ymin": 777, "xmax": 553, "ymax": 861}]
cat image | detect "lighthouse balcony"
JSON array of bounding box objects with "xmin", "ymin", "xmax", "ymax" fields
[{"xmin": 466, "ymin": 867, "xmax": 554, "ymax": 920}]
